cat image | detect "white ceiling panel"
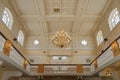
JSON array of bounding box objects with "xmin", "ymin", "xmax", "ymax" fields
[
  {"xmin": 48, "ymin": 21, "xmax": 73, "ymax": 33},
  {"xmin": 85, "ymin": 0, "xmax": 108, "ymax": 15},
  {"xmin": 61, "ymin": 0, "xmax": 77, "ymax": 15},
  {"xmin": 46, "ymin": 0, "xmax": 77, "ymax": 15},
  {"xmin": 14, "ymin": 0, "xmax": 36, "ymax": 14},
  {"xmin": 25, "ymin": 21, "xmax": 42, "ymax": 34},
  {"xmin": 46, "ymin": 0, "xmax": 61, "ymax": 15},
  {"xmin": 79, "ymin": 21, "xmax": 95, "ymax": 34}
]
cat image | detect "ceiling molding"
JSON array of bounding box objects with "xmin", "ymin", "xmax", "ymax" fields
[
  {"xmin": 38, "ymin": 0, "xmax": 46, "ymax": 16},
  {"xmin": 75, "ymin": 0, "xmax": 84, "ymax": 16},
  {"xmin": 39, "ymin": 21, "xmax": 44, "ymax": 34},
  {"xmin": 10, "ymin": 0, "xmax": 29, "ymax": 35},
  {"xmin": 21, "ymin": 15, "xmax": 100, "ymax": 19},
  {"xmin": 10, "ymin": 0, "xmax": 20, "ymax": 16},
  {"xmin": 21, "ymin": 15, "xmax": 40, "ymax": 18},
  {"xmin": 91, "ymin": 0, "xmax": 113, "ymax": 33},
  {"xmin": 100, "ymin": 0, "xmax": 113, "ymax": 16},
  {"xmin": 91, "ymin": 21, "xmax": 99, "ymax": 33},
  {"xmin": 41, "ymin": 21, "xmax": 48, "ymax": 34},
  {"xmin": 82, "ymin": 0, "xmax": 89, "ymax": 15},
  {"xmin": 33, "ymin": 0, "xmax": 40, "ymax": 14},
  {"xmin": 21, "ymin": 15, "xmax": 99, "ymax": 22}
]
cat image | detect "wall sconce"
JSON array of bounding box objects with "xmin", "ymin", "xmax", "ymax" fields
[
  {"xmin": 104, "ymin": 38, "xmax": 108, "ymax": 42},
  {"xmin": 13, "ymin": 38, "xmax": 17, "ymax": 41},
  {"xmin": 86, "ymin": 58, "xmax": 91, "ymax": 63},
  {"xmin": 101, "ymin": 50, "xmax": 104, "ymax": 53},
  {"xmin": 74, "ymin": 51, "xmax": 78, "ymax": 53},
  {"xmin": 30, "ymin": 59, "xmax": 34, "ymax": 62},
  {"xmin": 43, "ymin": 50, "xmax": 46, "ymax": 53}
]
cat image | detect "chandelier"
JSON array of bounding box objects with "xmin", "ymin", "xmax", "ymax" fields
[{"xmin": 52, "ymin": 29, "xmax": 72, "ymax": 48}]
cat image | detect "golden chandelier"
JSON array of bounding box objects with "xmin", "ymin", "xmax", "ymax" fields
[{"xmin": 52, "ymin": 29, "xmax": 72, "ymax": 48}]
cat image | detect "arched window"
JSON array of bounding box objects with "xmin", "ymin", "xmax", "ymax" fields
[
  {"xmin": 96, "ymin": 31, "xmax": 104, "ymax": 46},
  {"xmin": 2, "ymin": 8, "xmax": 13, "ymax": 30},
  {"xmin": 108, "ymin": 8, "xmax": 120, "ymax": 31},
  {"xmin": 17, "ymin": 31, "xmax": 24, "ymax": 46}
]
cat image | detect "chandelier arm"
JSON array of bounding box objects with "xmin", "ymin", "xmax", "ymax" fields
[{"xmin": 52, "ymin": 29, "xmax": 72, "ymax": 48}]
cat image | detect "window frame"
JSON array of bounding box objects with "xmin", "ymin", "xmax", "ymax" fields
[
  {"xmin": 108, "ymin": 8, "xmax": 120, "ymax": 31},
  {"xmin": 96, "ymin": 31, "xmax": 104, "ymax": 46},
  {"xmin": 17, "ymin": 30, "xmax": 24, "ymax": 46},
  {"xmin": 2, "ymin": 7, "xmax": 13, "ymax": 30}
]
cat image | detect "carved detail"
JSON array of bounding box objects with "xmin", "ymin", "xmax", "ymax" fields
[
  {"xmin": 93, "ymin": 60, "xmax": 98, "ymax": 69},
  {"xmin": 111, "ymin": 41, "xmax": 120, "ymax": 56},
  {"xmin": 76, "ymin": 64, "xmax": 83, "ymax": 73},
  {"xmin": 23, "ymin": 59, "xmax": 28, "ymax": 69},
  {"xmin": 38, "ymin": 64, "xmax": 44, "ymax": 73},
  {"xmin": 3, "ymin": 40, "xmax": 12, "ymax": 56}
]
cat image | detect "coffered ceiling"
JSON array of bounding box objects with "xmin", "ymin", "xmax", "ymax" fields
[
  {"xmin": 9, "ymin": 0, "xmax": 112, "ymax": 65},
  {"xmin": 10, "ymin": 0, "xmax": 111, "ymax": 35}
]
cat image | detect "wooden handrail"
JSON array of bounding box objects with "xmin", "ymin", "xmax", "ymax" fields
[{"xmin": 90, "ymin": 35, "xmax": 120, "ymax": 65}]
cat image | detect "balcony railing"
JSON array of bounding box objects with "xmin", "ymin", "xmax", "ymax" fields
[
  {"xmin": 0, "ymin": 31, "xmax": 120, "ymax": 76},
  {"xmin": 0, "ymin": 32, "xmax": 31, "ymax": 72}
]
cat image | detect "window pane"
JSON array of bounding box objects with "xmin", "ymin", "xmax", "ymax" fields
[
  {"xmin": 61, "ymin": 56, "xmax": 67, "ymax": 60},
  {"xmin": 2, "ymin": 8, "xmax": 13, "ymax": 30},
  {"xmin": 53, "ymin": 56, "xmax": 59, "ymax": 60},
  {"xmin": 96, "ymin": 31, "xmax": 103, "ymax": 46},
  {"xmin": 115, "ymin": 11, "xmax": 119, "ymax": 14},
  {"xmin": 115, "ymin": 15, "xmax": 119, "ymax": 24},
  {"xmin": 109, "ymin": 8, "xmax": 120, "ymax": 30},
  {"xmin": 111, "ymin": 18, "xmax": 114, "ymax": 22},
  {"xmin": 17, "ymin": 31, "xmax": 24, "ymax": 45}
]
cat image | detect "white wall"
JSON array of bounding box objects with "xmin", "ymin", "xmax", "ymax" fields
[
  {"xmin": 19, "ymin": 77, "xmax": 37, "ymax": 80},
  {"xmin": 93, "ymin": 0, "xmax": 120, "ymax": 56},
  {"xmin": 2, "ymin": 71, "xmax": 22, "ymax": 80}
]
